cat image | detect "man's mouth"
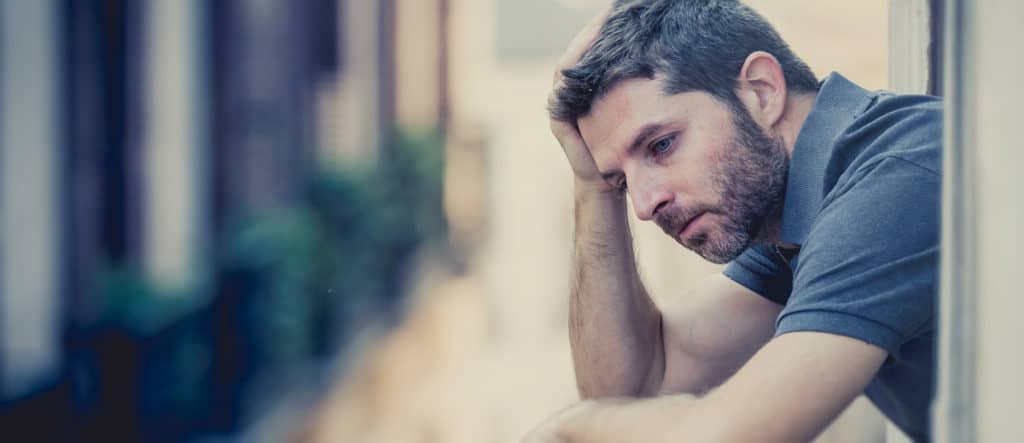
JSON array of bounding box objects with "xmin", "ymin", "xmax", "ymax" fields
[
  {"xmin": 656, "ymin": 205, "xmax": 712, "ymax": 245},
  {"xmin": 677, "ymin": 212, "xmax": 707, "ymax": 242}
]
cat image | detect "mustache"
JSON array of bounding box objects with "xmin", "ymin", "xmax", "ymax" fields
[{"xmin": 654, "ymin": 204, "xmax": 713, "ymax": 238}]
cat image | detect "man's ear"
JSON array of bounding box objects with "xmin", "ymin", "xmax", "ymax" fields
[{"xmin": 736, "ymin": 51, "xmax": 787, "ymax": 129}]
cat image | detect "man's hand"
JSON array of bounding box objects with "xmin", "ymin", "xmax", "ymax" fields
[
  {"xmin": 522, "ymin": 396, "xmax": 700, "ymax": 443},
  {"xmin": 548, "ymin": 6, "xmax": 616, "ymax": 195},
  {"xmin": 521, "ymin": 402, "xmax": 595, "ymax": 443}
]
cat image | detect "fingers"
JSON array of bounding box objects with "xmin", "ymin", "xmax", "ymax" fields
[
  {"xmin": 546, "ymin": 3, "xmax": 616, "ymax": 190},
  {"xmin": 551, "ymin": 3, "xmax": 614, "ymax": 116},
  {"xmin": 549, "ymin": 118, "xmax": 583, "ymax": 155},
  {"xmin": 550, "ymin": 119, "xmax": 604, "ymax": 185},
  {"xmin": 553, "ymin": 4, "xmax": 614, "ymax": 85}
]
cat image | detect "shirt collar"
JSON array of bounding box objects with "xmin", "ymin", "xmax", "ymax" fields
[{"xmin": 780, "ymin": 72, "xmax": 876, "ymax": 246}]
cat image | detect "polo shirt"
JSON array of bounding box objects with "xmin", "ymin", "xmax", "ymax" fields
[{"xmin": 723, "ymin": 72, "xmax": 941, "ymax": 442}]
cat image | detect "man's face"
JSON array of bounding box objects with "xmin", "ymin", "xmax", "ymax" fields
[{"xmin": 577, "ymin": 77, "xmax": 789, "ymax": 263}]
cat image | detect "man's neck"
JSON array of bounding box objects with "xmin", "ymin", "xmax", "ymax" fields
[
  {"xmin": 776, "ymin": 91, "xmax": 819, "ymax": 159},
  {"xmin": 756, "ymin": 90, "xmax": 818, "ymax": 250},
  {"xmin": 755, "ymin": 212, "xmax": 799, "ymax": 250}
]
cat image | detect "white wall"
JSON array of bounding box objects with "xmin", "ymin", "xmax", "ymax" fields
[
  {"xmin": 142, "ymin": 0, "xmax": 209, "ymax": 293},
  {"xmin": 0, "ymin": 0, "xmax": 62, "ymax": 397},
  {"xmin": 886, "ymin": 3, "xmax": 931, "ymax": 441},
  {"xmin": 937, "ymin": 0, "xmax": 1024, "ymax": 441}
]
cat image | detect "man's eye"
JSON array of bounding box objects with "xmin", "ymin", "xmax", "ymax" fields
[{"xmin": 652, "ymin": 136, "xmax": 674, "ymax": 155}]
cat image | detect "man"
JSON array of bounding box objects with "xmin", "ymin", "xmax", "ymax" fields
[{"xmin": 525, "ymin": 1, "xmax": 940, "ymax": 442}]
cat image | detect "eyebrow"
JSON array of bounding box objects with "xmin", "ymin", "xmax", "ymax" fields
[
  {"xmin": 628, "ymin": 122, "xmax": 666, "ymax": 156},
  {"xmin": 599, "ymin": 122, "xmax": 666, "ymax": 182}
]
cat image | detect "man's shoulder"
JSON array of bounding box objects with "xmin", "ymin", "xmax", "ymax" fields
[
  {"xmin": 805, "ymin": 91, "xmax": 943, "ymax": 262},
  {"xmin": 831, "ymin": 91, "xmax": 943, "ymax": 178},
  {"xmin": 781, "ymin": 83, "xmax": 943, "ymax": 247}
]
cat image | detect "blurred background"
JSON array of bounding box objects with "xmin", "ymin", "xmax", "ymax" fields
[{"xmin": 0, "ymin": 0, "xmax": 893, "ymax": 441}]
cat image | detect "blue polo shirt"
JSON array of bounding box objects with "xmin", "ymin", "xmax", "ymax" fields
[{"xmin": 723, "ymin": 72, "xmax": 941, "ymax": 441}]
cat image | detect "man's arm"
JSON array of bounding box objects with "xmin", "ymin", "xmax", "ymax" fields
[
  {"xmin": 657, "ymin": 274, "xmax": 781, "ymax": 395},
  {"xmin": 571, "ymin": 184, "xmax": 783, "ymax": 398},
  {"xmin": 527, "ymin": 331, "xmax": 887, "ymax": 443},
  {"xmin": 570, "ymin": 192, "xmax": 782, "ymax": 398},
  {"xmin": 569, "ymin": 186, "xmax": 663, "ymax": 398}
]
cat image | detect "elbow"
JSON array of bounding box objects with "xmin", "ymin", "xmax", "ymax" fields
[
  {"xmin": 575, "ymin": 354, "xmax": 665, "ymax": 399},
  {"xmin": 576, "ymin": 379, "xmax": 651, "ymax": 399}
]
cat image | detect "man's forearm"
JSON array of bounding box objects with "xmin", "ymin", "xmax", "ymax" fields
[
  {"xmin": 570, "ymin": 185, "xmax": 664, "ymax": 398},
  {"xmin": 554, "ymin": 395, "xmax": 711, "ymax": 443}
]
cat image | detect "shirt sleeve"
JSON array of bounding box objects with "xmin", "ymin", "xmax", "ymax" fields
[
  {"xmin": 723, "ymin": 242, "xmax": 792, "ymax": 305},
  {"xmin": 776, "ymin": 157, "xmax": 939, "ymax": 358}
]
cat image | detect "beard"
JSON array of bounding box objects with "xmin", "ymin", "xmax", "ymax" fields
[{"xmin": 654, "ymin": 102, "xmax": 789, "ymax": 264}]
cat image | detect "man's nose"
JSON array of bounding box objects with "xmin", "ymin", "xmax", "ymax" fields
[{"xmin": 629, "ymin": 181, "xmax": 671, "ymax": 221}]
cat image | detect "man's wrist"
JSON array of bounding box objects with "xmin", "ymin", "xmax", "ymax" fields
[
  {"xmin": 554, "ymin": 396, "xmax": 701, "ymax": 443},
  {"xmin": 555, "ymin": 399, "xmax": 654, "ymax": 443},
  {"xmin": 573, "ymin": 179, "xmax": 624, "ymax": 202},
  {"xmin": 552, "ymin": 400, "xmax": 603, "ymax": 443}
]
